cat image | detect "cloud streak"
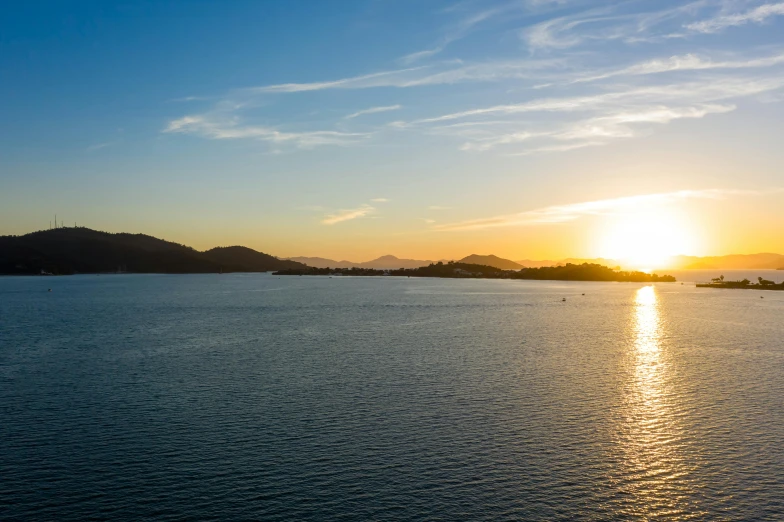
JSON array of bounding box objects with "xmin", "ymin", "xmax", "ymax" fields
[
  {"xmin": 517, "ymin": 1, "xmax": 784, "ymax": 51},
  {"xmin": 458, "ymin": 104, "xmax": 736, "ymax": 152},
  {"xmin": 571, "ymin": 51, "xmax": 784, "ymax": 84},
  {"xmin": 245, "ymin": 60, "xmax": 564, "ymax": 94},
  {"xmin": 433, "ymin": 189, "xmax": 758, "ymax": 231},
  {"xmin": 398, "ymin": 4, "xmax": 511, "ymax": 64},
  {"xmin": 164, "ymin": 115, "xmax": 368, "ymax": 148},
  {"xmin": 344, "ymin": 105, "xmax": 402, "ymax": 119},
  {"xmin": 687, "ymin": 2, "xmax": 784, "ymax": 33},
  {"xmin": 400, "ymin": 72, "xmax": 784, "ymax": 154},
  {"xmin": 322, "ymin": 204, "xmax": 375, "ymax": 225}
]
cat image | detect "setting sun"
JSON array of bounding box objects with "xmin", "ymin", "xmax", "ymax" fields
[{"xmin": 597, "ymin": 211, "xmax": 697, "ymax": 270}]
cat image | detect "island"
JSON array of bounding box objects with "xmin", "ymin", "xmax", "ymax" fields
[
  {"xmin": 696, "ymin": 275, "xmax": 784, "ymax": 290},
  {"xmin": 273, "ymin": 261, "xmax": 676, "ymax": 283}
]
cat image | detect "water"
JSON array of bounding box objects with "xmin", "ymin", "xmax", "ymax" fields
[{"xmin": 1, "ymin": 274, "xmax": 783, "ymax": 521}]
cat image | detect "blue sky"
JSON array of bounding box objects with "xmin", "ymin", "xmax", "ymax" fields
[{"xmin": 2, "ymin": 0, "xmax": 784, "ymax": 260}]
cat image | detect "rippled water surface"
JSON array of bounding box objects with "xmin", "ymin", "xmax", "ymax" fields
[{"xmin": 1, "ymin": 274, "xmax": 783, "ymax": 520}]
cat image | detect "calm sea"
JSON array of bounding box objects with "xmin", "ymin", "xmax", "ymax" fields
[{"xmin": 1, "ymin": 274, "xmax": 783, "ymax": 521}]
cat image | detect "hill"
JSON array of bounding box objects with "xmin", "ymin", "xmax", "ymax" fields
[
  {"xmin": 459, "ymin": 254, "xmax": 524, "ymax": 270},
  {"xmin": 357, "ymin": 255, "xmax": 434, "ymax": 269},
  {"xmin": 285, "ymin": 256, "xmax": 356, "ymax": 269},
  {"xmin": 203, "ymin": 246, "xmax": 303, "ymax": 272},
  {"xmin": 0, "ymin": 228, "xmax": 305, "ymax": 275}
]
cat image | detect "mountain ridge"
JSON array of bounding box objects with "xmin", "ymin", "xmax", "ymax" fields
[{"xmin": 0, "ymin": 228, "xmax": 305, "ymax": 275}]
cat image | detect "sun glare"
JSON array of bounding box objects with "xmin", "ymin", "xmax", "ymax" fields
[{"xmin": 598, "ymin": 210, "xmax": 695, "ymax": 270}]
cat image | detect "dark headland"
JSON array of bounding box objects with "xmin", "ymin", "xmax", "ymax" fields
[{"xmin": 0, "ymin": 228, "xmax": 305, "ymax": 275}]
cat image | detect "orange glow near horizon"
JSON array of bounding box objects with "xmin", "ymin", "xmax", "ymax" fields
[{"xmin": 596, "ymin": 209, "xmax": 700, "ymax": 270}]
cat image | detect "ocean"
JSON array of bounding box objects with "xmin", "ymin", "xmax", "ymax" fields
[{"xmin": 1, "ymin": 273, "xmax": 783, "ymax": 520}]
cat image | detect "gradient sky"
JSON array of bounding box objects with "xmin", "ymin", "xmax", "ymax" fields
[{"xmin": 2, "ymin": 0, "xmax": 784, "ymax": 262}]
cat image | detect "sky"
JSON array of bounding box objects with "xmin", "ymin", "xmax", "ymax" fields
[{"xmin": 2, "ymin": 0, "xmax": 784, "ymax": 264}]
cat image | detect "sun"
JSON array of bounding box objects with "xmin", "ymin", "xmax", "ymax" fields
[{"xmin": 597, "ymin": 210, "xmax": 695, "ymax": 271}]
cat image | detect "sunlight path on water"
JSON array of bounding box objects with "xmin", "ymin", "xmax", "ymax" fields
[{"xmin": 616, "ymin": 285, "xmax": 706, "ymax": 520}]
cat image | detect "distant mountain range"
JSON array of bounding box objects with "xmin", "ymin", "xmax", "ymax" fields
[
  {"xmin": 286, "ymin": 254, "xmax": 438, "ymax": 270},
  {"xmin": 0, "ymin": 228, "xmax": 305, "ymax": 275},
  {"xmin": 287, "ymin": 254, "xmax": 616, "ymax": 270}
]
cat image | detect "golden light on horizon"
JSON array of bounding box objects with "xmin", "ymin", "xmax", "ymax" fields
[{"xmin": 597, "ymin": 209, "xmax": 699, "ymax": 270}]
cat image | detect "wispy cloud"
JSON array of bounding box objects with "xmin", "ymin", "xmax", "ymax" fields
[
  {"xmin": 251, "ymin": 68, "xmax": 428, "ymax": 93},
  {"xmin": 433, "ymin": 189, "xmax": 757, "ymax": 231},
  {"xmin": 371, "ymin": 197, "xmax": 390, "ymax": 202},
  {"xmin": 164, "ymin": 115, "xmax": 368, "ymax": 148},
  {"xmin": 398, "ymin": 5, "xmax": 509, "ymax": 64},
  {"xmin": 406, "ymin": 75, "xmax": 783, "ymax": 125},
  {"xmin": 169, "ymin": 95, "xmax": 214, "ymax": 102},
  {"xmin": 687, "ymin": 2, "xmax": 784, "ymax": 33},
  {"xmin": 246, "ymin": 60, "xmax": 563, "ymax": 94},
  {"xmin": 459, "ymin": 104, "xmax": 736, "ymax": 152},
  {"xmin": 344, "ymin": 105, "xmax": 402, "ymax": 119},
  {"xmin": 322, "ymin": 204, "xmax": 375, "ymax": 225},
  {"xmin": 520, "ymin": 1, "xmax": 717, "ymax": 50},
  {"xmin": 571, "ymin": 51, "xmax": 784, "ymax": 84},
  {"xmin": 86, "ymin": 141, "xmax": 115, "ymax": 152},
  {"xmin": 505, "ymin": 140, "xmax": 604, "ymax": 156},
  {"xmin": 398, "ymin": 72, "xmax": 784, "ymax": 154}
]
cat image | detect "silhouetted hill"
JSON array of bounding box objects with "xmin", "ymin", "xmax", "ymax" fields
[
  {"xmin": 203, "ymin": 246, "xmax": 303, "ymax": 272},
  {"xmin": 358, "ymin": 255, "xmax": 433, "ymax": 269},
  {"xmin": 286, "ymin": 256, "xmax": 356, "ymax": 268},
  {"xmin": 459, "ymin": 254, "xmax": 524, "ymax": 270},
  {"xmin": 0, "ymin": 228, "xmax": 305, "ymax": 275}
]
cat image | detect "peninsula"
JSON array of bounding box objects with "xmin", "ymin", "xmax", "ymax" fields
[{"xmin": 273, "ymin": 261, "xmax": 676, "ymax": 283}]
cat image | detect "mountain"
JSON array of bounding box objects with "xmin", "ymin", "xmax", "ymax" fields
[
  {"xmin": 286, "ymin": 256, "xmax": 361, "ymax": 268},
  {"xmin": 202, "ymin": 246, "xmax": 303, "ymax": 272},
  {"xmin": 0, "ymin": 228, "xmax": 305, "ymax": 275},
  {"xmin": 459, "ymin": 254, "xmax": 524, "ymax": 270},
  {"xmin": 357, "ymin": 255, "xmax": 434, "ymax": 269},
  {"xmin": 286, "ymin": 254, "xmax": 434, "ymax": 269}
]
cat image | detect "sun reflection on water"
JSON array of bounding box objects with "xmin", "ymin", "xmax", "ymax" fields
[{"xmin": 616, "ymin": 285, "xmax": 702, "ymax": 520}]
